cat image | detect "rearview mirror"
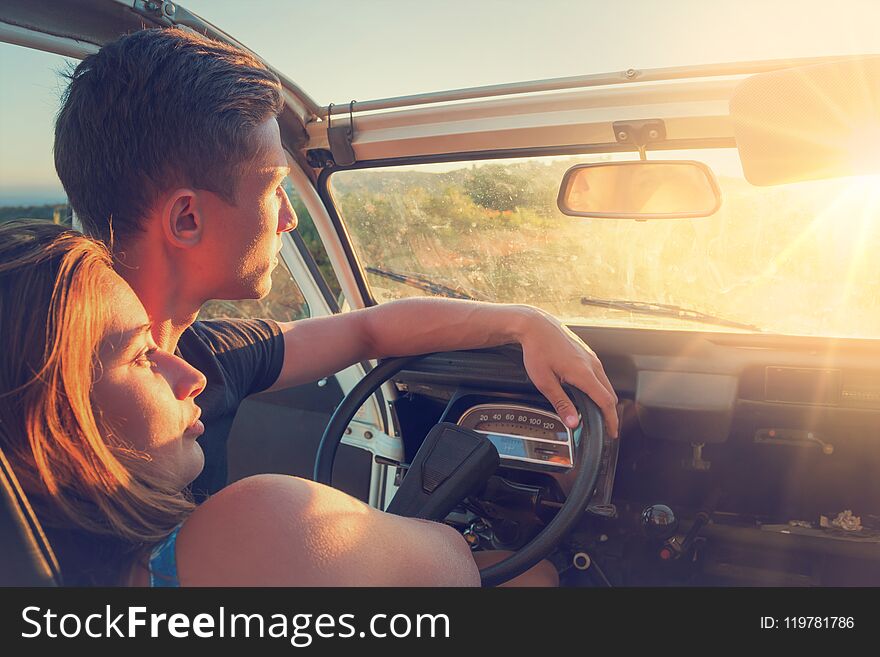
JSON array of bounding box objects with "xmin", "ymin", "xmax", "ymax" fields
[
  {"xmin": 557, "ymin": 161, "xmax": 721, "ymax": 219},
  {"xmin": 731, "ymin": 56, "xmax": 880, "ymax": 186}
]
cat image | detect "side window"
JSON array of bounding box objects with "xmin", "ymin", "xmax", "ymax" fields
[{"xmin": 0, "ymin": 43, "xmax": 72, "ymax": 224}]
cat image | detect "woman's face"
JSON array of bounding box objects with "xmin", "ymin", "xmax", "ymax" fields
[{"xmin": 91, "ymin": 273, "xmax": 207, "ymax": 490}]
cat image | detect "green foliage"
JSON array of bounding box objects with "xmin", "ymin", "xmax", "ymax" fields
[{"xmin": 462, "ymin": 164, "xmax": 555, "ymax": 215}]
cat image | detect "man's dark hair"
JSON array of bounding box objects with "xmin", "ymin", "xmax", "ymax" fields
[{"xmin": 54, "ymin": 28, "xmax": 283, "ymax": 245}]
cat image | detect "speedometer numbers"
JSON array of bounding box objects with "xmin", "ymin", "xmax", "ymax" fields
[{"xmin": 457, "ymin": 404, "xmax": 574, "ymax": 470}]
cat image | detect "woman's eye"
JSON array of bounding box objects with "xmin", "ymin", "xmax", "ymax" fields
[{"xmin": 134, "ymin": 348, "xmax": 159, "ymax": 369}]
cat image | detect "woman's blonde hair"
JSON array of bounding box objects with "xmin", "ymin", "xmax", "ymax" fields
[{"xmin": 0, "ymin": 220, "xmax": 193, "ymax": 582}]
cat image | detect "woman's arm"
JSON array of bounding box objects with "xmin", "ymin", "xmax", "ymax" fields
[{"xmin": 174, "ymin": 474, "xmax": 480, "ymax": 587}]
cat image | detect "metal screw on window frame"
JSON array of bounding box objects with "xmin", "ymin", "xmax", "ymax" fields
[
  {"xmin": 648, "ymin": 129, "xmax": 660, "ymax": 140},
  {"xmin": 364, "ymin": 431, "xmax": 374, "ymax": 440},
  {"xmin": 617, "ymin": 131, "xmax": 629, "ymax": 141},
  {"xmin": 163, "ymin": 2, "xmax": 176, "ymax": 16}
]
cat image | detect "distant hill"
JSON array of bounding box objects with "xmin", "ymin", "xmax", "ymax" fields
[{"xmin": 0, "ymin": 203, "xmax": 71, "ymax": 225}]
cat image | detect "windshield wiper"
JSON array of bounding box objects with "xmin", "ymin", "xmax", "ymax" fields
[
  {"xmin": 579, "ymin": 295, "xmax": 764, "ymax": 332},
  {"xmin": 366, "ymin": 267, "xmax": 761, "ymax": 331},
  {"xmin": 365, "ymin": 266, "xmax": 479, "ymax": 300}
]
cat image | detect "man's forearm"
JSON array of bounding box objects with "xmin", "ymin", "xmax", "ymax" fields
[
  {"xmin": 363, "ymin": 297, "xmax": 619, "ymax": 437},
  {"xmin": 360, "ymin": 298, "xmax": 540, "ymax": 360},
  {"xmin": 270, "ymin": 298, "xmax": 537, "ymax": 391}
]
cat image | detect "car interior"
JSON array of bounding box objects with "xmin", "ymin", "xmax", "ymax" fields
[{"xmin": 1, "ymin": 0, "xmax": 878, "ymax": 587}]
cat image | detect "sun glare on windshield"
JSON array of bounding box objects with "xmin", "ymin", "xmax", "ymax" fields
[
  {"xmin": 831, "ymin": 175, "xmax": 880, "ymax": 313},
  {"xmin": 333, "ymin": 149, "xmax": 880, "ymax": 340}
]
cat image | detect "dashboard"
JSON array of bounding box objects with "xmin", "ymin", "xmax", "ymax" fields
[
  {"xmin": 391, "ymin": 330, "xmax": 880, "ymax": 585},
  {"xmin": 443, "ymin": 391, "xmax": 619, "ymax": 517}
]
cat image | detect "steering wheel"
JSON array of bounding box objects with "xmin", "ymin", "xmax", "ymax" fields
[{"xmin": 314, "ymin": 349, "xmax": 605, "ymax": 587}]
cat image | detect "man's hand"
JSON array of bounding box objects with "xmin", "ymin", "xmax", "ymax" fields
[{"xmin": 516, "ymin": 308, "xmax": 619, "ymax": 438}]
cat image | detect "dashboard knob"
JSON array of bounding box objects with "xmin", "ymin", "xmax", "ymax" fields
[{"xmin": 641, "ymin": 504, "xmax": 678, "ymax": 541}]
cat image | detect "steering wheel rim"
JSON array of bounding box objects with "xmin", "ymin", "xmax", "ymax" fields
[{"xmin": 314, "ymin": 349, "xmax": 605, "ymax": 587}]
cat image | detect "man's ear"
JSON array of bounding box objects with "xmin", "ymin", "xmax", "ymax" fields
[{"xmin": 160, "ymin": 189, "xmax": 203, "ymax": 248}]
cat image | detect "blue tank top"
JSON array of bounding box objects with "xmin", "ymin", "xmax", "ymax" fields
[{"xmin": 148, "ymin": 524, "xmax": 182, "ymax": 587}]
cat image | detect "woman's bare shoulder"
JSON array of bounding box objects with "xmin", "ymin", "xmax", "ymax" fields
[
  {"xmin": 174, "ymin": 474, "xmax": 479, "ymax": 587},
  {"xmin": 175, "ymin": 474, "xmax": 348, "ymax": 586}
]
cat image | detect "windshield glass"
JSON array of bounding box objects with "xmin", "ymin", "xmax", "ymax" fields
[{"xmin": 331, "ymin": 148, "xmax": 880, "ymax": 339}]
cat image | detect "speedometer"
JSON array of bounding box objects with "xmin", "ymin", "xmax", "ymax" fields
[{"xmin": 457, "ymin": 403, "xmax": 574, "ymax": 470}]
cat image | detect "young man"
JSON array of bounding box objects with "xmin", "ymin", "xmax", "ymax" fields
[{"xmin": 54, "ymin": 28, "xmax": 619, "ymax": 501}]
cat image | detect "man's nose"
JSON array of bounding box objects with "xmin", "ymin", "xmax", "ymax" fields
[{"xmin": 278, "ymin": 187, "xmax": 298, "ymax": 233}]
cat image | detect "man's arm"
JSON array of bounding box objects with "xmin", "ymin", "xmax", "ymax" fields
[{"xmin": 267, "ymin": 298, "xmax": 619, "ymax": 438}]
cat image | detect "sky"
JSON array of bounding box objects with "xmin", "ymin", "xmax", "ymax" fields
[{"xmin": 1, "ymin": 0, "xmax": 879, "ymax": 203}]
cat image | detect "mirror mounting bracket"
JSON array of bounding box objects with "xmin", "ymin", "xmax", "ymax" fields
[{"xmin": 612, "ymin": 119, "xmax": 666, "ymax": 160}]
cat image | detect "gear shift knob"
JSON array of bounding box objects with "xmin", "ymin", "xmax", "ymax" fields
[{"xmin": 641, "ymin": 504, "xmax": 678, "ymax": 541}]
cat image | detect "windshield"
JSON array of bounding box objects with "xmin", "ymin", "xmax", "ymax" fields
[{"xmin": 330, "ymin": 148, "xmax": 880, "ymax": 339}]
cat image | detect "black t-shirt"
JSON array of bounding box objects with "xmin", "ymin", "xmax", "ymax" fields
[{"xmin": 177, "ymin": 319, "xmax": 285, "ymax": 501}]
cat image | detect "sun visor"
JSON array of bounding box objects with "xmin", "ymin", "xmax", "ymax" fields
[{"xmin": 730, "ymin": 56, "xmax": 880, "ymax": 186}]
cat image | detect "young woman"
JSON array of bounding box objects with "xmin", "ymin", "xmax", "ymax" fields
[{"xmin": 0, "ymin": 220, "xmax": 555, "ymax": 586}]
